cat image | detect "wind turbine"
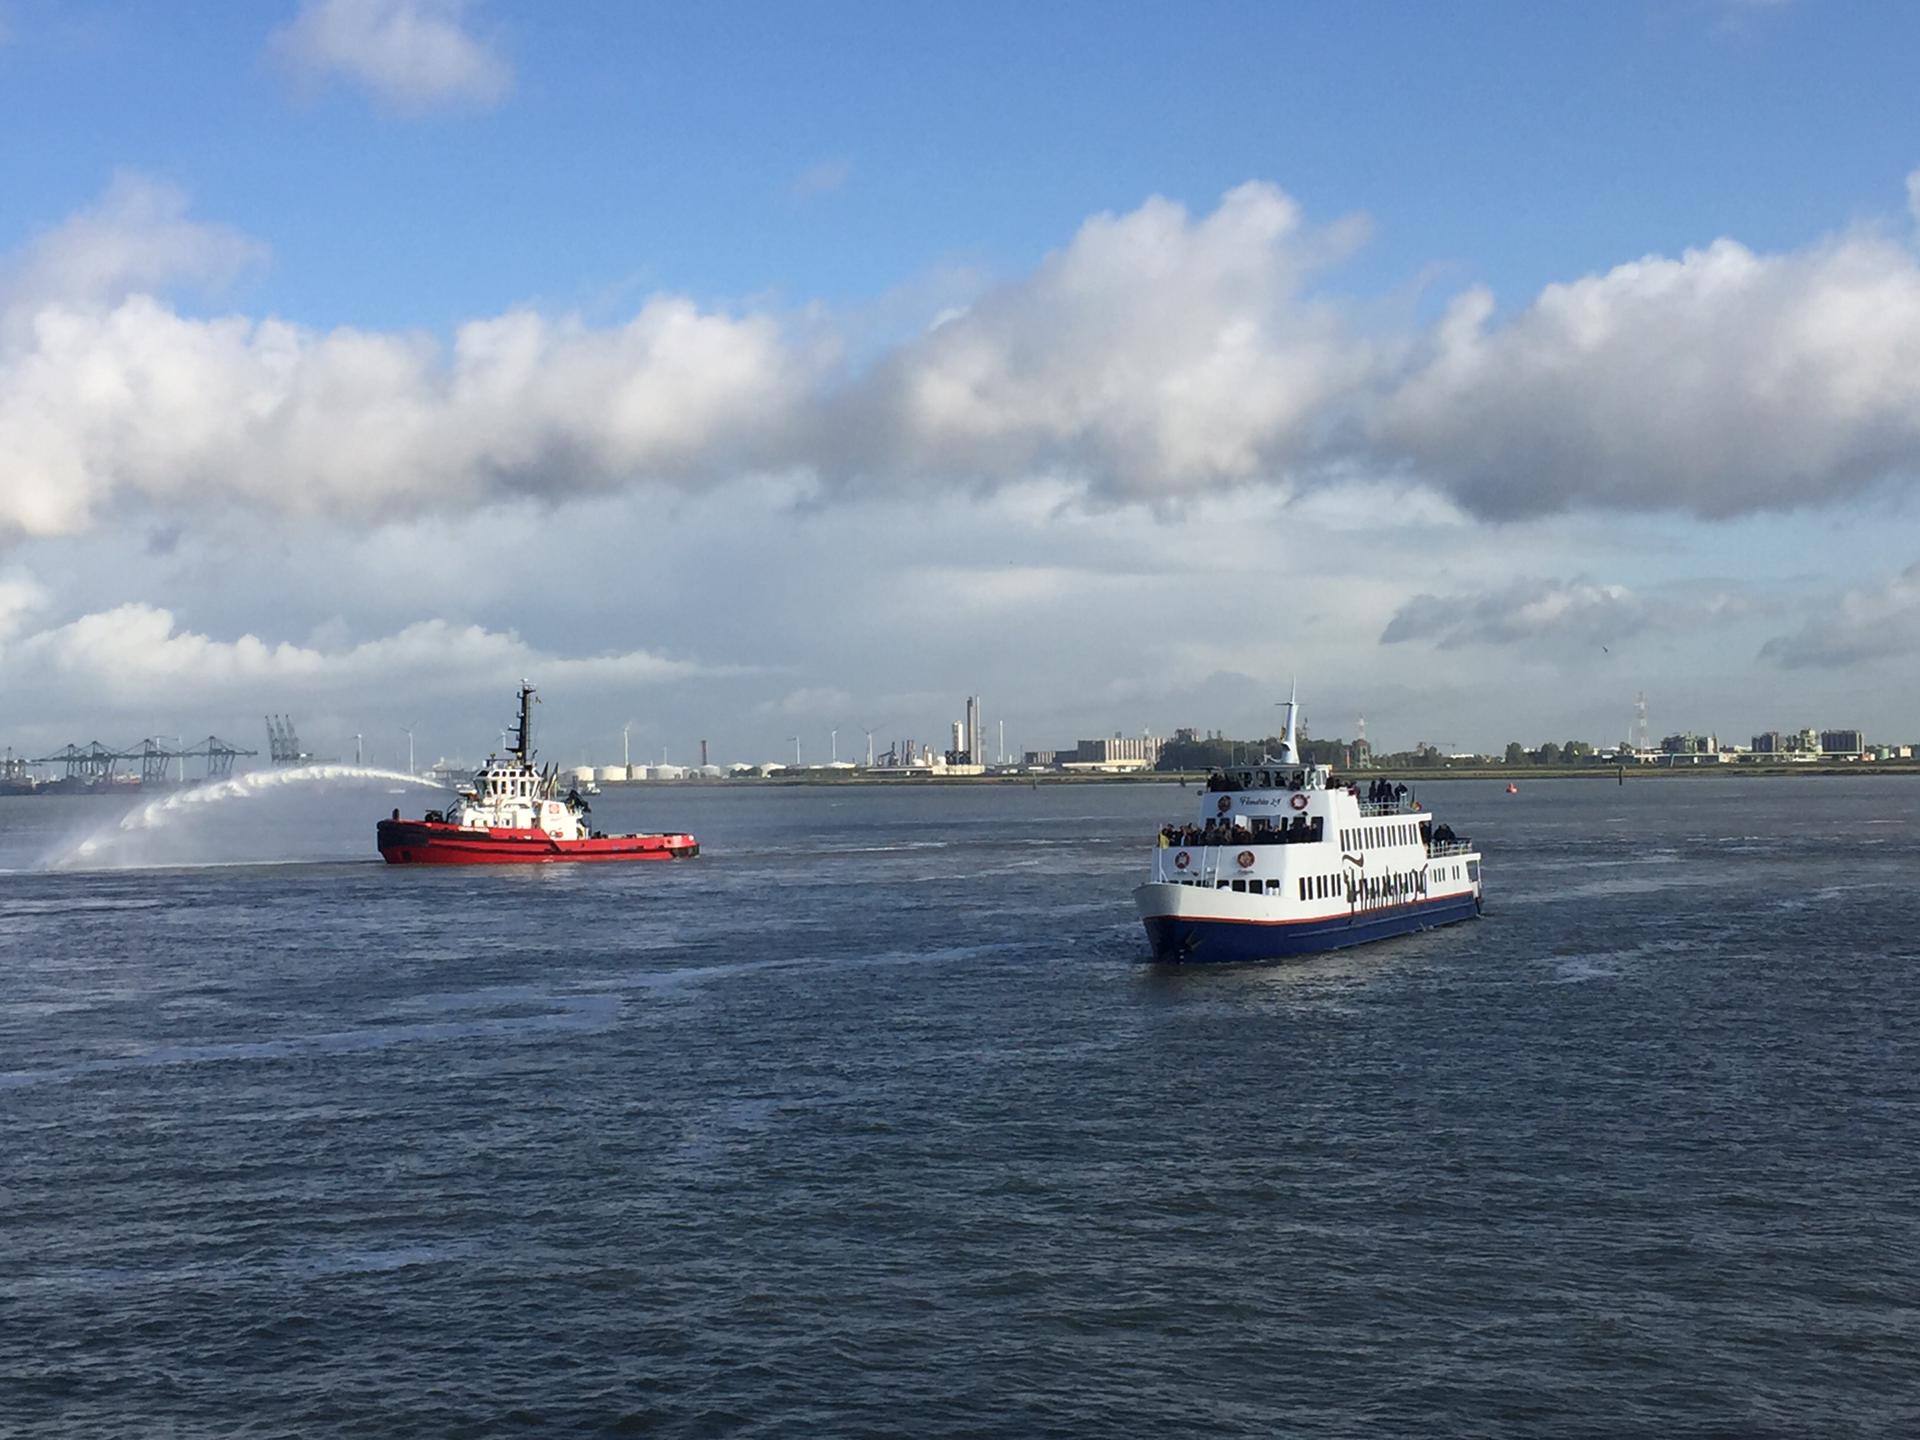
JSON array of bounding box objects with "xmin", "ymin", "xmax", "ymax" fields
[
  {"xmin": 789, "ymin": 735, "xmax": 802, "ymax": 767},
  {"xmin": 354, "ymin": 733, "xmax": 364, "ymax": 766},
  {"xmin": 830, "ymin": 728, "xmax": 838, "ymax": 764},
  {"xmin": 400, "ymin": 724, "xmax": 416, "ymax": 777}
]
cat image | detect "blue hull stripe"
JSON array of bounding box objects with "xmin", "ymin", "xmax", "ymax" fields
[{"xmin": 1141, "ymin": 892, "xmax": 1481, "ymax": 963}]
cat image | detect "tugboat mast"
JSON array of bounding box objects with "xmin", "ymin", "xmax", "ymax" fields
[{"xmin": 509, "ymin": 680, "xmax": 538, "ymax": 763}]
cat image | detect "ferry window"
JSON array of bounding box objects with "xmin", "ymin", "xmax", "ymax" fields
[
  {"xmin": 1230, "ymin": 879, "xmax": 1245, "ymax": 892},
  {"xmin": 1218, "ymin": 880, "xmax": 1230, "ymax": 889},
  {"xmin": 1268, "ymin": 880, "xmax": 1281, "ymax": 894},
  {"xmin": 1298, "ymin": 879, "xmax": 1307, "ymax": 900}
]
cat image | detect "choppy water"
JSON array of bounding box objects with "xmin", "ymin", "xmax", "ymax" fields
[{"xmin": 3, "ymin": 776, "xmax": 1918, "ymax": 1436}]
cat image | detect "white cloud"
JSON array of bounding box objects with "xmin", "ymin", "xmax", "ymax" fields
[
  {"xmin": 1, "ymin": 173, "xmax": 264, "ymax": 315},
  {"xmin": 1760, "ymin": 562, "xmax": 1920, "ymax": 668},
  {"xmin": 3, "ymin": 601, "xmax": 736, "ymax": 707},
  {"xmin": 0, "ymin": 294, "xmax": 804, "ymax": 540},
  {"xmin": 271, "ymin": 0, "xmax": 511, "ymax": 112},
  {"xmin": 824, "ymin": 181, "xmax": 1376, "ymax": 495},
  {"xmin": 0, "ymin": 569, "xmax": 47, "ymax": 641},
  {"xmin": 1377, "ymin": 230, "xmax": 1920, "ymax": 518},
  {"xmin": 1380, "ymin": 577, "xmax": 1650, "ymax": 651},
  {"xmin": 1379, "ymin": 575, "xmax": 1764, "ymax": 654},
  {"xmin": 12, "ymin": 173, "xmax": 1920, "ymax": 553}
]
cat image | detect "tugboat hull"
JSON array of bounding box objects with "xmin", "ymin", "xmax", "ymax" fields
[{"xmin": 378, "ymin": 819, "xmax": 697, "ymax": 865}]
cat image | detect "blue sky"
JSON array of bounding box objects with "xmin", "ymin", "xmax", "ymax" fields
[{"xmin": 2, "ymin": 1, "xmax": 1919, "ymax": 766}]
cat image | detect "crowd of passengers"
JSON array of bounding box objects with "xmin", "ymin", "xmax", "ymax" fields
[
  {"xmin": 1160, "ymin": 815, "xmax": 1325, "ymax": 848},
  {"xmin": 1160, "ymin": 813, "xmax": 1466, "ymax": 850},
  {"xmin": 1365, "ymin": 778, "xmax": 1411, "ymax": 805},
  {"xmin": 1206, "ymin": 769, "xmax": 1312, "ymax": 792}
]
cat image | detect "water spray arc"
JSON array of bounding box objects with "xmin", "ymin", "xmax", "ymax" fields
[{"xmin": 46, "ymin": 765, "xmax": 444, "ymax": 871}]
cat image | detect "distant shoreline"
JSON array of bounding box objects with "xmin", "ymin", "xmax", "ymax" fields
[
  {"xmin": 596, "ymin": 762, "xmax": 1920, "ymax": 787},
  {"xmin": 5, "ymin": 762, "xmax": 1912, "ymax": 801}
]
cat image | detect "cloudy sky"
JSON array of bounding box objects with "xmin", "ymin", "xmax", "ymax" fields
[{"xmin": 3, "ymin": 0, "xmax": 1920, "ymax": 769}]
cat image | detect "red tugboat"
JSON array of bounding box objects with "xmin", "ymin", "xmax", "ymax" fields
[{"xmin": 377, "ymin": 682, "xmax": 698, "ymax": 866}]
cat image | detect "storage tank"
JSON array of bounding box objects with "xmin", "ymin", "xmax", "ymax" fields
[
  {"xmin": 651, "ymin": 764, "xmax": 686, "ymax": 781},
  {"xmin": 570, "ymin": 766, "xmax": 595, "ymax": 787},
  {"xmin": 595, "ymin": 765, "xmax": 629, "ymax": 785}
]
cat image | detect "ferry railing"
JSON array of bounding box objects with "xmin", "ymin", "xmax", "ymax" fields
[
  {"xmin": 1427, "ymin": 840, "xmax": 1474, "ymax": 857},
  {"xmin": 1356, "ymin": 799, "xmax": 1418, "ymax": 817}
]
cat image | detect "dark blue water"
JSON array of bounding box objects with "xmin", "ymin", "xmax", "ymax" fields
[{"xmin": 4, "ymin": 777, "xmax": 1918, "ymax": 1437}]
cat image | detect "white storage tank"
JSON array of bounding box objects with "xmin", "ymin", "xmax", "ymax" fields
[
  {"xmin": 570, "ymin": 766, "xmax": 595, "ymax": 787},
  {"xmin": 650, "ymin": 764, "xmax": 687, "ymax": 781},
  {"xmin": 595, "ymin": 765, "xmax": 629, "ymax": 785}
]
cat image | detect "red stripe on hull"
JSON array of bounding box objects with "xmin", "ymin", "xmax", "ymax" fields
[{"xmin": 377, "ymin": 820, "xmax": 697, "ymax": 866}]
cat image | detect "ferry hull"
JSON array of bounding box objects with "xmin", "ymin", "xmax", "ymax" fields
[
  {"xmin": 377, "ymin": 819, "xmax": 697, "ymax": 866},
  {"xmin": 1137, "ymin": 887, "xmax": 1481, "ymax": 963}
]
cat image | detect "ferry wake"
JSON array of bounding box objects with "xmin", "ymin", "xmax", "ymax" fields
[
  {"xmin": 1135, "ymin": 687, "xmax": 1482, "ymax": 962},
  {"xmin": 377, "ymin": 683, "xmax": 698, "ymax": 866}
]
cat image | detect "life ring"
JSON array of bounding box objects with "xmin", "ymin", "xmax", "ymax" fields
[
  {"xmin": 1289, "ymin": 793, "xmax": 1309, "ymax": 811},
  {"xmin": 1216, "ymin": 795, "xmax": 1232, "ymax": 815},
  {"xmin": 1237, "ymin": 850, "xmax": 1256, "ymax": 869},
  {"xmin": 1174, "ymin": 850, "xmax": 1191, "ymax": 870}
]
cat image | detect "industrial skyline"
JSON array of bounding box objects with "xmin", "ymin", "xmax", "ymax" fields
[{"xmin": 5, "ymin": 685, "xmax": 1899, "ymax": 791}]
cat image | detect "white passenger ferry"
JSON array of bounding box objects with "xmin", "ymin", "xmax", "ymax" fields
[{"xmin": 1135, "ymin": 691, "xmax": 1483, "ymax": 962}]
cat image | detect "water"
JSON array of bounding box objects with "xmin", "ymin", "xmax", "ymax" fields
[{"xmin": 3, "ymin": 777, "xmax": 1918, "ymax": 1436}]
